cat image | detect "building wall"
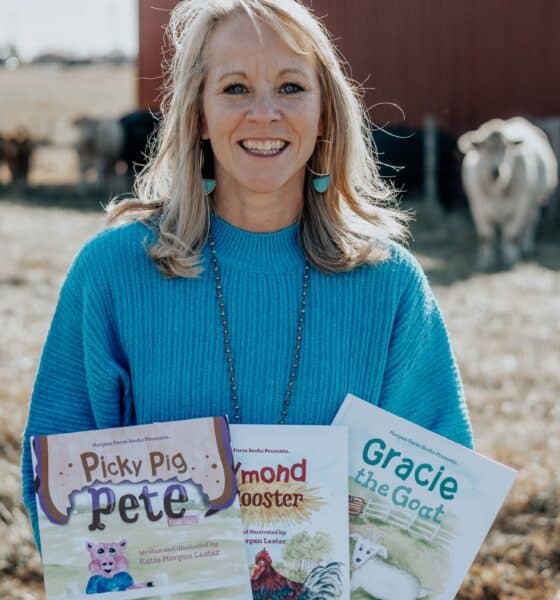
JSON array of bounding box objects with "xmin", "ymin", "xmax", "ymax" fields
[
  {"xmin": 138, "ymin": 0, "xmax": 559, "ymax": 134},
  {"xmin": 138, "ymin": 0, "xmax": 177, "ymax": 111}
]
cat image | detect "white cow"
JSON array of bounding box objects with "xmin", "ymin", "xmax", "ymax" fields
[
  {"xmin": 73, "ymin": 116, "xmax": 124, "ymax": 183},
  {"xmin": 458, "ymin": 117, "xmax": 558, "ymax": 270}
]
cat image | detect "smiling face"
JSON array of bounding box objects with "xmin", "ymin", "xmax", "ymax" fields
[
  {"xmin": 86, "ymin": 540, "xmax": 129, "ymax": 579},
  {"xmin": 201, "ymin": 13, "xmax": 323, "ymax": 222}
]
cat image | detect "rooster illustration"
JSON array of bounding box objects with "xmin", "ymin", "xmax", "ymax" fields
[{"xmin": 251, "ymin": 548, "xmax": 343, "ymax": 600}]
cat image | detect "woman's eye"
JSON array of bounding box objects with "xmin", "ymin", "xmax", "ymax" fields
[
  {"xmin": 223, "ymin": 83, "xmax": 247, "ymax": 95},
  {"xmin": 280, "ymin": 82, "xmax": 304, "ymax": 94},
  {"xmin": 222, "ymin": 82, "xmax": 303, "ymax": 95}
]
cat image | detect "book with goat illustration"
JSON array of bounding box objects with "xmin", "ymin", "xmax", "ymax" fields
[
  {"xmin": 332, "ymin": 394, "xmax": 516, "ymax": 600},
  {"xmin": 31, "ymin": 416, "xmax": 252, "ymax": 599},
  {"xmin": 230, "ymin": 425, "xmax": 350, "ymax": 599}
]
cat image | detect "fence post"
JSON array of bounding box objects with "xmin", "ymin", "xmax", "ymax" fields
[
  {"xmin": 429, "ymin": 521, "xmax": 442, "ymax": 544},
  {"xmin": 423, "ymin": 114, "xmax": 441, "ymax": 215}
]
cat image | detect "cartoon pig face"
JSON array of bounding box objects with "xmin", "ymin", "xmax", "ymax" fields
[{"xmin": 86, "ymin": 540, "xmax": 129, "ymax": 578}]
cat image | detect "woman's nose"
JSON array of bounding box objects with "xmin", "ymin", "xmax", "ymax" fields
[{"xmin": 246, "ymin": 92, "xmax": 281, "ymax": 122}]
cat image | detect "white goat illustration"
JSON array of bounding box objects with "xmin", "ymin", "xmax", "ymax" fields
[{"xmin": 350, "ymin": 532, "xmax": 431, "ymax": 600}]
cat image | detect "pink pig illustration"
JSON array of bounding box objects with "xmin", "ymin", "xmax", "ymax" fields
[{"xmin": 85, "ymin": 539, "xmax": 153, "ymax": 594}]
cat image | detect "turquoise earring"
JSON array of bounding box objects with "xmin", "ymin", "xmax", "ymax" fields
[
  {"xmin": 312, "ymin": 175, "xmax": 331, "ymax": 193},
  {"xmin": 203, "ymin": 179, "xmax": 216, "ymax": 194}
]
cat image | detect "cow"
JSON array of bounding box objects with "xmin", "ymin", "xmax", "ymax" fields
[
  {"xmin": 0, "ymin": 129, "xmax": 34, "ymax": 184},
  {"xmin": 73, "ymin": 116, "xmax": 125, "ymax": 183},
  {"xmin": 73, "ymin": 111, "xmax": 160, "ymax": 185},
  {"xmin": 119, "ymin": 109, "xmax": 160, "ymax": 185},
  {"xmin": 458, "ymin": 117, "xmax": 558, "ymax": 270},
  {"xmin": 372, "ymin": 125, "xmax": 464, "ymax": 211}
]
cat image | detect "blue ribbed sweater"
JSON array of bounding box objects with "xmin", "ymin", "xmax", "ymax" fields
[{"xmin": 22, "ymin": 215, "xmax": 473, "ymax": 550}]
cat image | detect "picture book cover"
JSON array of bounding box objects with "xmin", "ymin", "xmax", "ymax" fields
[
  {"xmin": 230, "ymin": 425, "xmax": 350, "ymax": 600},
  {"xmin": 31, "ymin": 416, "xmax": 253, "ymax": 600},
  {"xmin": 332, "ymin": 394, "xmax": 516, "ymax": 600}
]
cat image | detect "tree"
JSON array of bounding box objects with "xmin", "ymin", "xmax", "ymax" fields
[
  {"xmin": 283, "ymin": 531, "xmax": 333, "ymax": 571},
  {"xmin": 283, "ymin": 531, "xmax": 312, "ymax": 571},
  {"xmin": 310, "ymin": 531, "xmax": 332, "ymax": 565}
]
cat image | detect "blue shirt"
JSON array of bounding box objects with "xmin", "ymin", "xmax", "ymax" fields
[
  {"xmin": 22, "ymin": 215, "xmax": 473, "ymax": 550},
  {"xmin": 86, "ymin": 571, "xmax": 134, "ymax": 593}
]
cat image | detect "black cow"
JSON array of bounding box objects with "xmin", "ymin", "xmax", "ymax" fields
[
  {"xmin": 0, "ymin": 130, "xmax": 34, "ymax": 184},
  {"xmin": 119, "ymin": 110, "xmax": 161, "ymax": 185},
  {"xmin": 371, "ymin": 125, "xmax": 464, "ymax": 210}
]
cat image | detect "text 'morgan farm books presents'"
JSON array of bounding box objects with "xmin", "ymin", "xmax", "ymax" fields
[
  {"xmin": 332, "ymin": 394, "xmax": 516, "ymax": 600},
  {"xmin": 31, "ymin": 416, "xmax": 253, "ymax": 599},
  {"xmin": 230, "ymin": 425, "xmax": 350, "ymax": 599}
]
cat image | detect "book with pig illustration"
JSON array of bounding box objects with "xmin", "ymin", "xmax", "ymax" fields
[
  {"xmin": 332, "ymin": 394, "xmax": 516, "ymax": 600},
  {"xmin": 31, "ymin": 416, "xmax": 252, "ymax": 599},
  {"xmin": 229, "ymin": 425, "xmax": 350, "ymax": 599}
]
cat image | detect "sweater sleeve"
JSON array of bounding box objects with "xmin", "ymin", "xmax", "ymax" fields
[
  {"xmin": 21, "ymin": 238, "xmax": 133, "ymax": 553},
  {"xmin": 379, "ymin": 249, "xmax": 474, "ymax": 449}
]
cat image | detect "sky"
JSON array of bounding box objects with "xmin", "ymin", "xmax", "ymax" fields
[{"xmin": 0, "ymin": 0, "xmax": 138, "ymax": 60}]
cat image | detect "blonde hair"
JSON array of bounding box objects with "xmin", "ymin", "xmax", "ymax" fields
[{"xmin": 106, "ymin": 0, "xmax": 409, "ymax": 277}]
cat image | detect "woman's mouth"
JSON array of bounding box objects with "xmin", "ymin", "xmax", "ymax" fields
[{"xmin": 239, "ymin": 139, "xmax": 288, "ymax": 157}]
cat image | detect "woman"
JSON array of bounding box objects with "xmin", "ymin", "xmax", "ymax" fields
[{"xmin": 22, "ymin": 0, "xmax": 473, "ymax": 551}]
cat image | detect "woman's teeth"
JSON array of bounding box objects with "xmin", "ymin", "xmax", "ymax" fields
[{"xmin": 240, "ymin": 139, "xmax": 287, "ymax": 155}]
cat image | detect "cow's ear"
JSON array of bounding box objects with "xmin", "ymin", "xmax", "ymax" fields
[
  {"xmin": 119, "ymin": 539, "xmax": 127, "ymax": 547},
  {"xmin": 457, "ymin": 132, "xmax": 473, "ymax": 154}
]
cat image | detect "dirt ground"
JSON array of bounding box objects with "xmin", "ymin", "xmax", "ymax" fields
[{"xmin": 1, "ymin": 65, "xmax": 559, "ymax": 599}]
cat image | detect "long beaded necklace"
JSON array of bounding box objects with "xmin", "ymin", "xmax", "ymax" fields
[{"xmin": 207, "ymin": 229, "xmax": 310, "ymax": 425}]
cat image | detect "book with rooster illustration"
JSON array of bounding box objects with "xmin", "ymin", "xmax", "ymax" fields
[{"xmin": 230, "ymin": 425, "xmax": 350, "ymax": 599}]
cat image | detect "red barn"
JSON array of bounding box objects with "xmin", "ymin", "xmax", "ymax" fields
[{"xmin": 137, "ymin": 0, "xmax": 559, "ymax": 136}]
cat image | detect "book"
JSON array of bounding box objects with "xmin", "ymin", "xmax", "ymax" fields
[
  {"xmin": 31, "ymin": 416, "xmax": 253, "ymax": 599},
  {"xmin": 230, "ymin": 425, "xmax": 350, "ymax": 599},
  {"xmin": 332, "ymin": 394, "xmax": 516, "ymax": 600}
]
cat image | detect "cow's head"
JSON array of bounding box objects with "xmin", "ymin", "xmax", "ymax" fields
[
  {"xmin": 458, "ymin": 119, "xmax": 524, "ymax": 189},
  {"xmin": 72, "ymin": 115, "xmax": 96, "ymax": 129}
]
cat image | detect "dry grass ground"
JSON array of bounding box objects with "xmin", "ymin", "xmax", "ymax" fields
[
  {"xmin": 412, "ymin": 212, "xmax": 560, "ymax": 599},
  {"xmin": 0, "ymin": 65, "xmax": 559, "ymax": 599}
]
